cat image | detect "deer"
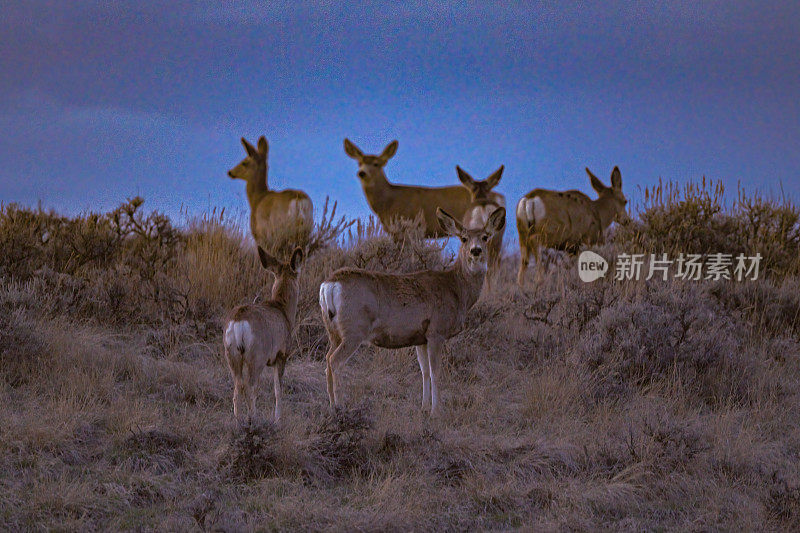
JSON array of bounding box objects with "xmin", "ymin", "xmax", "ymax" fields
[
  {"xmin": 456, "ymin": 165, "xmax": 506, "ymax": 278},
  {"xmin": 344, "ymin": 138, "xmax": 503, "ymax": 238},
  {"xmin": 223, "ymin": 246, "xmax": 304, "ymax": 424},
  {"xmin": 516, "ymin": 166, "xmax": 630, "ymax": 286},
  {"xmin": 319, "ymin": 206, "xmax": 506, "ymax": 417},
  {"xmin": 228, "ymin": 136, "xmax": 313, "ymax": 248}
]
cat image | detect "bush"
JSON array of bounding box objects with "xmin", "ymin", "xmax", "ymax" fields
[
  {"xmin": 578, "ymin": 282, "xmax": 748, "ymax": 404},
  {"xmin": 615, "ymin": 179, "xmax": 800, "ymax": 278}
]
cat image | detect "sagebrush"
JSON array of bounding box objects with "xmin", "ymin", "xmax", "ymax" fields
[{"xmin": 1, "ymin": 182, "xmax": 799, "ymax": 530}]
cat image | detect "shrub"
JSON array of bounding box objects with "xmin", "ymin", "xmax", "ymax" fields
[
  {"xmin": 578, "ymin": 282, "xmax": 747, "ymax": 404},
  {"xmin": 615, "ymin": 179, "xmax": 800, "ymax": 278}
]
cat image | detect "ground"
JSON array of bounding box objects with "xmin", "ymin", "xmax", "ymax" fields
[{"xmin": 1, "ymin": 184, "xmax": 799, "ymax": 530}]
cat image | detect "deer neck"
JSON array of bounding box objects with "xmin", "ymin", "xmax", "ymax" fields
[
  {"xmin": 270, "ymin": 276, "xmax": 299, "ymax": 328},
  {"xmin": 593, "ymin": 194, "xmax": 617, "ymax": 230},
  {"xmin": 450, "ymin": 258, "xmax": 486, "ymax": 311},
  {"xmin": 245, "ymin": 165, "xmax": 270, "ymax": 207},
  {"xmin": 361, "ymin": 171, "xmax": 393, "ymax": 212}
]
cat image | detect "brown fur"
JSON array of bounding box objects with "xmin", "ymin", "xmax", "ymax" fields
[
  {"xmin": 228, "ymin": 136, "xmax": 313, "ymax": 246},
  {"xmin": 223, "ymin": 247, "xmax": 304, "ymax": 423},
  {"xmin": 319, "ymin": 207, "xmax": 506, "ymax": 417},
  {"xmin": 344, "ymin": 139, "xmax": 483, "ymax": 238},
  {"xmin": 516, "ymin": 166, "xmax": 629, "ymax": 285}
]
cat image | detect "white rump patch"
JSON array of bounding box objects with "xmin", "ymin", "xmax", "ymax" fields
[
  {"xmin": 465, "ymin": 205, "xmax": 490, "ymax": 229},
  {"xmin": 224, "ymin": 320, "xmax": 254, "ymax": 354},
  {"xmin": 319, "ymin": 281, "xmax": 343, "ymax": 321},
  {"xmin": 516, "ymin": 197, "xmax": 546, "ymax": 225},
  {"xmin": 287, "ymin": 200, "xmax": 300, "ymax": 219},
  {"xmin": 286, "ymin": 198, "xmax": 313, "ymax": 226}
]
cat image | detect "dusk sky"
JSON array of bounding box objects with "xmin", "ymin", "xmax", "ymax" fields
[{"xmin": 2, "ymin": 1, "xmax": 798, "ymax": 234}]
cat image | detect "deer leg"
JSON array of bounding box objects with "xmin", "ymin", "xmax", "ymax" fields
[
  {"xmin": 415, "ymin": 344, "xmax": 431, "ymax": 412},
  {"xmin": 323, "ymin": 326, "xmax": 342, "ymax": 410},
  {"xmin": 246, "ymin": 364, "xmax": 259, "ymax": 425},
  {"xmin": 326, "ymin": 338, "xmax": 361, "ymax": 410},
  {"xmin": 427, "ymin": 337, "xmax": 445, "ymax": 417},
  {"xmin": 226, "ymin": 347, "xmax": 247, "ymax": 425},
  {"xmin": 532, "ymin": 238, "xmax": 545, "ymax": 284},
  {"xmin": 232, "ymin": 377, "xmax": 246, "ymax": 425},
  {"xmin": 273, "ymin": 353, "xmax": 286, "ymax": 422},
  {"xmin": 517, "ymin": 238, "xmax": 531, "ymax": 286}
]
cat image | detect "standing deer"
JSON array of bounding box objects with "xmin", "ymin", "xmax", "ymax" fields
[
  {"xmin": 456, "ymin": 165, "xmax": 506, "ymax": 276},
  {"xmin": 319, "ymin": 207, "xmax": 506, "ymax": 417},
  {"xmin": 516, "ymin": 166, "xmax": 629, "ymax": 285},
  {"xmin": 223, "ymin": 246, "xmax": 304, "ymax": 423},
  {"xmin": 344, "ymin": 138, "xmax": 491, "ymax": 238},
  {"xmin": 228, "ymin": 136, "xmax": 313, "ymax": 247}
]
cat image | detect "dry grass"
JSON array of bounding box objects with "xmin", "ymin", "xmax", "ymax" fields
[{"xmin": 1, "ymin": 182, "xmax": 800, "ymax": 530}]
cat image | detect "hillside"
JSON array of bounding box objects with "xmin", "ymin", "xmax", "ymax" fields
[{"xmin": 1, "ymin": 183, "xmax": 800, "ymax": 530}]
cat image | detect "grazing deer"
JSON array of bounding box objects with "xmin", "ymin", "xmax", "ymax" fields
[
  {"xmin": 516, "ymin": 166, "xmax": 629, "ymax": 285},
  {"xmin": 228, "ymin": 136, "xmax": 313, "ymax": 247},
  {"xmin": 344, "ymin": 138, "xmax": 486, "ymax": 238},
  {"xmin": 223, "ymin": 246, "xmax": 304, "ymax": 423},
  {"xmin": 456, "ymin": 165, "xmax": 506, "ymax": 276},
  {"xmin": 319, "ymin": 207, "xmax": 506, "ymax": 417}
]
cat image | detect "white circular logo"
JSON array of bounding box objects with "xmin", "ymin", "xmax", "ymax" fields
[{"xmin": 578, "ymin": 251, "xmax": 608, "ymax": 282}]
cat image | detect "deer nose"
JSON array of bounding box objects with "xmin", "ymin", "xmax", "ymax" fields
[
  {"xmin": 227, "ymin": 170, "xmax": 234, "ymax": 178},
  {"xmin": 470, "ymin": 247, "xmax": 482, "ymax": 257},
  {"xmin": 357, "ymin": 170, "xmax": 366, "ymax": 179}
]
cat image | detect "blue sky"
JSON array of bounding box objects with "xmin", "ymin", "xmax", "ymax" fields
[{"xmin": 1, "ymin": 1, "xmax": 798, "ymax": 234}]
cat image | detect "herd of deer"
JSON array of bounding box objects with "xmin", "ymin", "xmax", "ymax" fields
[{"xmin": 223, "ymin": 136, "xmax": 629, "ymax": 423}]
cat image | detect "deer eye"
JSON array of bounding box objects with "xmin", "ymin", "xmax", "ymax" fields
[
  {"xmin": 460, "ymin": 237, "xmax": 467, "ymax": 244},
  {"xmin": 482, "ymin": 235, "xmax": 489, "ymax": 242}
]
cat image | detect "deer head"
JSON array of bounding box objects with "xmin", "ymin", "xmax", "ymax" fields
[
  {"xmin": 343, "ymin": 138, "xmax": 398, "ymax": 188},
  {"xmin": 586, "ymin": 166, "xmax": 630, "ymax": 224},
  {"xmin": 228, "ymin": 136, "xmax": 269, "ymax": 185},
  {"xmin": 456, "ymin": 165, "xmax": 504, "ymax": 203},
  {"xmin": 436, "ymin": 206, "xmax": 506, "ymax": 274},
  {"xmin": 257, "ymin": 246, "xmax": 305, "ymax": 301}
]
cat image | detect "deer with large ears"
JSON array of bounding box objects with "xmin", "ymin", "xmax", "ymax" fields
[
  {"xmin": 319, "ymin": 206, "xmax": 506, "ymax": 417},
  {"xmin": 456, "ymin": 165, "xmax": 506, "ymax": 277},
  {"xmin": 223, "ymin": 246, "xmax": 304, "ymax": 424},
  {"xmin": 228, "ymin": 136, "xmax": 313, "ymax": 247},
  {"xmin": 344, "ymin": 138, "xmax": 482, "ymax": 238},
  {"xmin": 516, "ymin": 166, "xmax": 630, "ymax": 285}
]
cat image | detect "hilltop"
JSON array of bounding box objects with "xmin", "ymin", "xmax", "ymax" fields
[{"xmin": 1, "ymin": 183, "xmax": 799, "ymax": 530}]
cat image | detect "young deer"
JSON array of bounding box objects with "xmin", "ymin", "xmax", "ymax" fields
[
  {"xmin": 223, "ymin": 246, "xmax": 304, "ymax": 423},
  {"xmin": 516, "ymin": 166, "xmax": 629, "ymax": 285},
  {"xmin": 456, "ymin": 165, "xmax": 506, "ymax": 276},
  {"xmin": 343, "ymin": 138, "xmax": 478, "ymax": 238},
  {"xmin": 319, "ymin": 207, "xmax": 506, "ymax": 417},
  {"xmin": 228, "ymin": 136, "xmax": 313, "ymax": 247}
]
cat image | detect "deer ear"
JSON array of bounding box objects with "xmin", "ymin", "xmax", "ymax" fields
[
  {"xmin": 456, "ymin": 166, "xmax": 474, "ymax": 187},
  {"xmin": 257, "ymin": 246, "xmax": 280, "ymax": 271},
  {"xmin": 586, "ymin": 168, "xmax": 606, "ymax": 194},
  {"xmin": 436, "ymin": 207, "xmax": 465, "ymax": 237},
  {"xmin": 486, "ymin": 207, "xmax": 506, "ymax": 234},
  {"xmin": 610, "ymin": 166, "xmax": 622, "ymax": 189},
  {"xmin": 486, "ymin": 165, "xmax": 504, "ymax": 188},
  {"xmin": 378, "ymin": 140, "xmax": 398, "ymax": 164},
  {"xmin": 242, "ymin": 137, "xmax": 258, "ymax": 158},
  {"xmin": 257, "ymin": 136, "xmax": 269, "ymax": 158},
  {"xmin": 289, "ymin": 247, "xmax": 305, "ymax": 272},
  {"xmin": 343, "ymin": 138, "xmax": 364, "ymax": 160}
]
